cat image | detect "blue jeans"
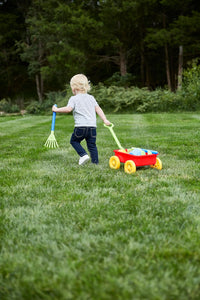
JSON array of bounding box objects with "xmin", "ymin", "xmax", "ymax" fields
[{"xmin": 70, "ymin": 127, "xmax": 99, "ymax": 164}]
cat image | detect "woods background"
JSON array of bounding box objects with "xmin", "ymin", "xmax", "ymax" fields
[{"xmin": 0, "ymin": 0, "xmax": 200, "ymax": 110}]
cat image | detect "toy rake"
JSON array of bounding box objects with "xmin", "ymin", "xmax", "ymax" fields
[{"xmin": 44, "ymin": 104, "xmax": 59, "ymax": 148}]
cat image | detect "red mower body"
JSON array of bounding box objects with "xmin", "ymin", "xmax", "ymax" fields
[{"xmin": 113, "ymin": 150, "xmax": 158, "ymax": 167}]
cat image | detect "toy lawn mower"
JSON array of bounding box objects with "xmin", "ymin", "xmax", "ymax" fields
[{"xmin": 104, "ymin": 123, "xmax": 162, "ymax": 174}]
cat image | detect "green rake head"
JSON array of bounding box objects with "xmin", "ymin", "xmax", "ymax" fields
[{"xmin": 44, "ymin": 131, "xmax": 59, "ymax": 148}]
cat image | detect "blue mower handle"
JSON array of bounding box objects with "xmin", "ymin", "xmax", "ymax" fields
[{"xmin": 51, "ymin": 104, "xmax": 57, "ymax": 132}]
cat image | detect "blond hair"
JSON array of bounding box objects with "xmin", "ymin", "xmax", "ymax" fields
[{"xmin": 70, "ymin": 74, "xmax": 91, "ymax": 93}]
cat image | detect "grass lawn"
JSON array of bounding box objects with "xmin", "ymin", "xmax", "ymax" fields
[{"xmin": 0, "ymin": 112, "xmax": 200, "ymax": 300}]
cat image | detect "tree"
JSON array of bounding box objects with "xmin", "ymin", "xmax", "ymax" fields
[
  {"xmin": 97, "ymin": 0, "xmax": 139, "ymax": 77},
  {"xmin": 0, "ymin": 0, "xmax": 31, "ymax": 100},
  {"xmin": 1, "ymin": 0, "xmax": 200, "ymax": 100},
  {"xmin": 94, "ymin": 0, "xmax": 160, "ymax": 87},
  {"xmin": 18, "ymin": 0, "xmax": 57, "ymax": 102},
  {"xmin": 18, "ymin": 0, "xmax": 103, "ymax": 99},
  {"xmin": 145, "ymin": 0, "xmax": 200, "ymax": 90}
]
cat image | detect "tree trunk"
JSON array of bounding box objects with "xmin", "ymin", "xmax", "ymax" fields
[
  {"xmin": 36, "ymin": 74, "xmax": 43, "ymax": 103},
  {"xmin": 140, "ymin": 42, "xmax": 145, "ymax": 86},
  {"xmin": 37, "ymin": 39, "xmax": 44, "ymax": 101},
  {"xmin": 40, "ymin": 74, "xmax": 44, "ymax": 97},
  {"xmin": 145, "ymin": 61, "xmax": 151, "ymax": 89},
  {"xmin": 163, "ymin": 13, "xmax": 172, "ymax": 91},
  {"xmin": 164, "ymin": 44, "xmax": 172, "ymax": 91},
  {"xmin": 177, "ymin": 45, "xmax": 183, "ymax": 90},
  {"xmin": 119, "ymin": 47, "xmax": 127, "ymax": 76}
]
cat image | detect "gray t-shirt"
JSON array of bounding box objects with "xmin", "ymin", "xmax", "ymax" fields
[{"xmin": 68, "ymin": 93, "xmax": 99, "ymax": 127}]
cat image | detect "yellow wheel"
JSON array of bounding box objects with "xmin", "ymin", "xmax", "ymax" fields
[
  {"xmin": 109, "ymin": 156, "xmax": 120, "ymax": 170},
  {"xmin": 150, "ymin": 157, "xmax": 162, "ymax": 170},
  {"xmin": 124, "ymin": 160, "xmax": 136, "ymax": 174}
]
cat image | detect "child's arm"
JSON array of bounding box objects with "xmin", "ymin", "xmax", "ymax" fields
[
  {"xmin": 95, "ymin": 106, "xmax": 111, "ymax": 126},
  {"xmin": 52, "ymin": 105, "xmax": 72, "ymax": 113}
]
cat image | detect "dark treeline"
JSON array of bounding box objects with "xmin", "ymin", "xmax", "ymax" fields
[{"xmin": 0, "ymin": 0, "xmax": 200, "ymax": 103}]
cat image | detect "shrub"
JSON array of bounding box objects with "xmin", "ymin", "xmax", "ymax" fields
[
  {"xmin": 24, "ymin": 64, "xmax": 200, "ymax": 115},
  {"xmin": 179, "ymin": 59, "xmax": 200, "ymax": 110},
  {"xmin": 92, "ymin": 78, "xmax": 200, "ymax": 113},
  {"xmin": 0, "ymin": 98, "xmax": 20, "ymax": 113},
  {"xmin": 25, "ymin": 91, "xmax": 70, "ymax": 114},
  {"xmin": 26, "ymin": 101, "xmax": 42, "ymax": 114},
  {"xmin": 44, "ymin": 91, "xmax": 67, "ymax": 108},
  {"xmin": 9, "ymin": 104, "xmax": 20, "ymax": 113},
  {"xmin": 104, "ymin": 72, "xmax": 136, "ymax": 87},
  {"xmin": 92, "ymin": 85, "xmax": 179, "ymax": 113},
  {"xmin": 91, "ymin": 84, "xmax": 145, "ymax": 112}
]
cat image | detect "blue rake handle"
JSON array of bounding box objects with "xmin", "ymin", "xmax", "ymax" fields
[{"xmin": 51, "ymin": 104, "xmax": 57, "ymax": 132}]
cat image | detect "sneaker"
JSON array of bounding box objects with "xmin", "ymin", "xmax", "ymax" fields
[{"xmin": 79, "ymin": 154, "xmax": 90, "ymax": 165}]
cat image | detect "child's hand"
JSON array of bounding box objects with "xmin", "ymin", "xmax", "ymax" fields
[
  {"xmin": 104, "ymin": 119, "xmax": 111, "ymax": 126},
  {"xmin": 52, "ymin": 105, "xmax": 58, "ymax": 112}
]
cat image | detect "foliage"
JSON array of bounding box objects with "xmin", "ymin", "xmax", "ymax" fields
[
  {"xmin": 0, "ymin": 98, "xmax": 20, "ymax": 113},
  {"xmin": 174, "ymin": 59, "xmax": 200, "ymax": 111},
  {"xmin": 104, "ymin": 72, "xmax": 136, "ymax": 87},
  {"xmin": 0, "ymin": 0, "xmax": 31, "ymax": 99},
  {"xmin": 1, "ymin": 113, "xmax": 200, "ymax": 299},
  {"xmin": 91, "ymin": 83, "xmax": 198, "ymax": 113},
  {"xmin": 44, "ymin": 90, "xmax": 71, "ymax": 110},
  {"xmin": 27, "ymin": 60, "xmax": 200, "ymax": 114},
  {"xmin": 92, "ymin": 63, "xmax": 200, "ymax": 112},
  {"xmin": 1, "ymin": 0, "xmax": 200, "ymax": 100},
  {"xmin": 26, "ymin": 91, "xmax": 69, "ymax": 114},
  {"xmin": 26, "ymin": 101, "xmax": 42, "ymax": 114},
  {"xmin": 36, "ymin": 63, "xmax": 200, "ymax": 114}
]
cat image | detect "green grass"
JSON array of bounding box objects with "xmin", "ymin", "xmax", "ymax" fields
[{"xmin": 0, "ymin": 113, "xmax": 200, "ymax": 300}]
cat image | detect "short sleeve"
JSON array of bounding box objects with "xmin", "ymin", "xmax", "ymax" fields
[
  {"xmin": 67, "ymin": 96, "xmax": 75, "ymax": 109},
  {"xmin": 92, "ymin": 96, "xmax": 99, "ymax": 107}
]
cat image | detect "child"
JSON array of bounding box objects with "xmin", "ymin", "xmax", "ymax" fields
[{"xmin": 52, "ymin": 74, "xmax": 111, "ymax": 165}]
